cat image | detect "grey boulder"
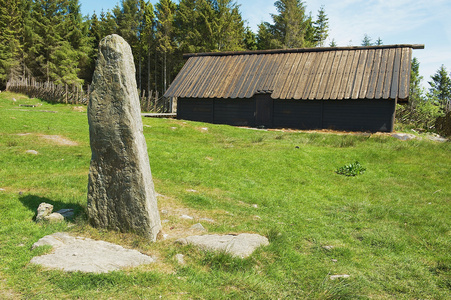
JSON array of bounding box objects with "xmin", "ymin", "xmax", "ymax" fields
[{"xmin": 36, "ymin": 203, "xmax": 53, "ymax": 222}]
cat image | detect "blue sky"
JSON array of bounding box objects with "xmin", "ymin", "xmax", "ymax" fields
[{"xmin": 79, "ymin": 0, "xmax": 451, "ymax": 90}]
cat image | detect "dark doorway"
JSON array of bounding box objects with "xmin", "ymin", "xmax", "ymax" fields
[{"xmin": 255, "ymin": 94, "xmax": 273, "ymax": 128}]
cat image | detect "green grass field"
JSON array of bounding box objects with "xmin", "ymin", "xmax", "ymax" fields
[{"xmin": 1, "ymin": 92, "xmax": 450, "ymax": 299}]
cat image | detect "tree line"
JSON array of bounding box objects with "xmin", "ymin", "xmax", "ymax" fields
[
  {"xmin": 397, "ymin": 58, "xmax": 451, "ymax": 134},
  {"xmin": 0, "ymin": 0, "xmax": 330, "ymax": 94},
  {"xmin": 1, "ymin": 0, "xmax": 449, "ymax": 134}
]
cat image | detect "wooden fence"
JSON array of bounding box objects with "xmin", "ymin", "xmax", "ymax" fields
[{"xmin": 6, "ymin": 78, "xmax": 173, "ymax": 113}]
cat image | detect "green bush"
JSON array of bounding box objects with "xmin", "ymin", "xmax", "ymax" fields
[
  {"xmin": 396, "ymin": 100, "xmax": 445, "ymax": 132},
  {"xmin": 336, "ymin": 161, "xmax": 366, "ymax": 176}
]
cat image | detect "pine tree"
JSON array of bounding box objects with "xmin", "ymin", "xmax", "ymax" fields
[
  {"xmin": 210, "ymin": 0, "xmax": 245, "ymax": 51},
  {"xmin": 410, "ymin": 57, "xmax": 423, "ymax": 103},
  {"xmin": 99, "ymin": 9, "xmax": 118, "ymax": 37},
  {"xmin": 175, "ymin": 0, "xmax": 245, "ymax": 53},
  {"xmin": 89, "ymin": 12, "xmax": 102, "ymax": 46},
  {"xmin": 429, "ymin": 65, "xmax": 451, "ymax": 111},
  {"xmin": 243, "ymin": 26, "xmax": 257, "ymax": 50},
  {"xmin": 397, "ymin": 58, "xmax": 444, "ymax": 130},
  {"xmin": 313, "ymin": 5, "xmax": 329, "ymax": 47},
  {"xmin": 61, "ymin": 0, "xmax": 91, "ymax": 85},
  {"xmin": 257, "ymin": 0, "xmax": 314, "ymax": 49},
  {"xmin": 256, "ymin": 22, "xmax": 276, "ymax": 50},
  {"xmin": 155, "ymin": 0, "xmax": 177, "ymax": 93},
  {"xmin": 27, "ymin": 0, "xmax": 67, "ymax": 83},
  {"xmin": 174, "ymin": 0, "xmax": 205, "ymax": 53},
  {"xmin": 113, "ymin": 0, "xmax": 148, "ymax": 90},
  {"xmin": 375, "ymin": 37, "xmax": 383, "ymax": 46},
  {"xmin": 361, "ymin": 34, "xmax": 372, "ymax": 46},
  {"xmin": 329, "ymin": 39, "xmax": 337, "ymax": 47},
  {"xmin": 113, "ymin": 0, "xmax": 141, "ymax": 52},
  {"xmin": 140, "ymin": 0, "xmax": 156, "ymax": 92},
  {"xmin": 0, "ymin": 0, "xmax": 25, "ymax": 87}
]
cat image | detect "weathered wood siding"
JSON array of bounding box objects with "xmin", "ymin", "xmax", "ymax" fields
[
  {"xmin": 214, "ymin": 99, "xmax": 255, "ymax": 126},
  {"xmin": 321, "ymin": 100, "xmax": 396, "ymax": 132},
  {"xmin": 177, "ymin": 98, "xmax": 213, "ymax": 123},
  {"xmin": 273, "ymin": 100, "xmax": 322, "ymax": 129},
  {"xmin": 178, "ymin": 97, "xmax": 396, "ymax": 132},
  {"xmin": 177, "ymin": 98, "xmax": 255, "ymax": 126}
]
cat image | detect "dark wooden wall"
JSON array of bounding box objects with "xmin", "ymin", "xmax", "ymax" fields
[{"xmin": 177, "ymin": 97, "xmax": 396, "ymax": 132}]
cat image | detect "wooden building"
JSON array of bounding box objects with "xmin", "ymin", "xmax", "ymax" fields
[{"xmin": 164, "ymin": 44, "xmax": 424, "ymax": 132}]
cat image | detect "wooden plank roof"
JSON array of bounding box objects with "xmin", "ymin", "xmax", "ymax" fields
[{"xmin": 164, "ymin": 44, "xmax": 424, "ymax": 101}]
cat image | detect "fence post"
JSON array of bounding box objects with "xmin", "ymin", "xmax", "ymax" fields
[{"xmin": 146, "ymin": 90, "xmax": 151, "ymax": 112}]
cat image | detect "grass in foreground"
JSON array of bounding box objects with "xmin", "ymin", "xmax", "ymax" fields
[{"xmin": 0, "ymin": 92, "xmax": 450, "ymax": 299}]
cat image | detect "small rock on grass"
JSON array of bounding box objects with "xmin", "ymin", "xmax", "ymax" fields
[
  {"xmin": 175, "ymin": 254, "xmax": 185, "ymax": 265},
  {"xmin": 190, "ymin": 223, "xmax": 206, "ymax": 231},
  {"xmin": 180, "ymin": 214, "xmax": 194, "ymax": 220},
  {"xmin": 45, "ymin": 213, "xmax": 64, "ymax": 222},
  {"xmin": 55, "ymin": 209, "xmax": 74, "ymax": 219},
  {"xmin": 199, "ymin": 218, "xmax": 215, "ymax": 223},
  {"xmin": 427, "ymin": 135, "xmax": 447, "ymax": 142},
  {"xmin": 25, "ymin": 150, "xmax": 38, "ymax": 155},
  {"xmin": 36, "ymin": 203, "xmax": 74, "ymax": 223},
  {"xmin": 36, "ymin": 203, "xmax": 53, "ymax": 222},
  {"xmin": 391, "ymin": 133, "xmax": 416, "ymax": 141}
]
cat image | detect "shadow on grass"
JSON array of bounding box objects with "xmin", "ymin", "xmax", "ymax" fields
[{"xmin": 19, "ymin": 194, "xmax": 85, "ymax": 222}]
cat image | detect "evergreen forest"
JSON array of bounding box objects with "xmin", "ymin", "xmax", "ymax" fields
[{"xmin": 0, "ymin": 0, "xmax": 330, "ymax": 94}]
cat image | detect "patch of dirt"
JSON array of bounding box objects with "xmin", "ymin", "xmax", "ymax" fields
[
  {"xmin": 16, "ymin": 133, "xmax": 78, "ymax": 146},
  {"xmin": 72, "ymin": 106, "xmax": 86, "ymax": 112},
  {"xmin": 39, "ymin": 134, "xmax": 78, "ymax": 146},
  {"xmin": 268, "ymin": 128, "xmax": 381, "ymax": 136},
  {"xmin": 238, "ymin": 126, "xmax": 394, "ymax": 137},
  {"xmin": 157, "ymin": 194, "xmax": 230, "ymax": 241}
]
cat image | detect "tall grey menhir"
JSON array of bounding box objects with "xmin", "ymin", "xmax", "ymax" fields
[{"xmin": 87, "ymin": 34, "xmax": 161, "ymax": 241}]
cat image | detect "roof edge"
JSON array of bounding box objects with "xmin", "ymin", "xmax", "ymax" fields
[{"xmin": 183, "ymin": 44, "xmax": 424, "ymax": 59}]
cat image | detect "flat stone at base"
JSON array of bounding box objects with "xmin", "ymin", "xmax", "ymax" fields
[
  {"xmin": 176, "ymin": 233, "xmax": 269, "ymax": 258},
  {"xmin": 31, "ymin": 232, "xmax": 154, "ymax": 273}
]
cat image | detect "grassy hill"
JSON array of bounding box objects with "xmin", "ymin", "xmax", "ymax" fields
[{"xmin": 1, "ymin": 92, "xmax": 450, "ymax": 299}]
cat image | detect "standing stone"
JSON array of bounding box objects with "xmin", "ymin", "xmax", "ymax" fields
[{"xmin": 87, "ymin": 34, "xmax": 161, "ymax": 241}]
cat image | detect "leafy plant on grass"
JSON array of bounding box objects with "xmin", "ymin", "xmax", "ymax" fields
[{"xmin": 335, "ymin": 161, "xmax": 366, "ymax": 176}]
